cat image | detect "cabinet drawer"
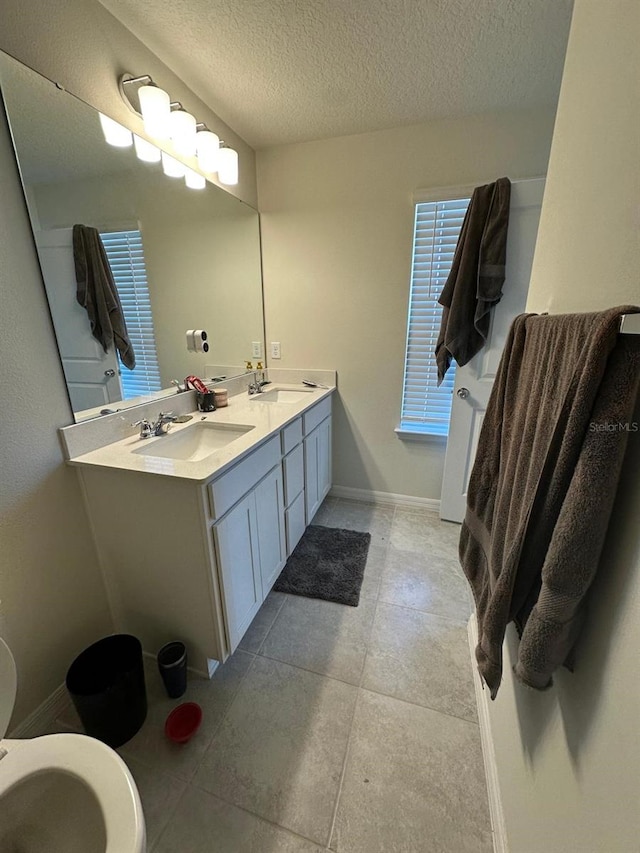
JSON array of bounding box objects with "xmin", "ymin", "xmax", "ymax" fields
[
  {"xmin": 286, "ymin": 491, "xmax": 306, "ymax": 555},
  {"xmin": 281, "ymin": 417, "xmax": 302, "ymax": 455},
  {"xmin": 208, "ymin": 435, "xmax": 280, "ymax": 520},
  {"xmin": 303, "ymin": 395, "xmax": 332, "ymax": 435},
  {"xmin": 283, "ymin": 444, "xmax": 304, "ymax": 507}
]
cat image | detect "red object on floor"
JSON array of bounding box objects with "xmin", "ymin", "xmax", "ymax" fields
[{"xmin": 164, "ymin": 702, "xmax": 203, "ymax": 744}]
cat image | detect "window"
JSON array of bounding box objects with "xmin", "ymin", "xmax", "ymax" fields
[
  {"xmin": 100, "ymin": 229, "xmax": 162, "ymax": 400},
  {"xmin": 398, "ymin": 195, "xmax": 470, "ymax": 437}
]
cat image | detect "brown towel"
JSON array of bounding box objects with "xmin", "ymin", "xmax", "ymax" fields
[
  {"xmin": 461, "ymin": 306, "xmax": 640, "ymax": 698},
  {"xmin": 435, "ymin": 177, "xmax": 511, "ymax": 384},
  {"xmin": 73, "ymin": 224, "xmax": 135, "ymax": 370}
]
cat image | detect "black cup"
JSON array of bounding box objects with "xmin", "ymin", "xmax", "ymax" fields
[
  {"xmin": 196, "ymin": 391, "xmax": 215, "ymax": 412},
  {"xmin": 157, "ymin": 641, "xmax": 188, "ymax": 698}
]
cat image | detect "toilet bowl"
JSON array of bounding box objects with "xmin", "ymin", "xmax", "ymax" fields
[{"xmin": 0, "ymin": 637, "xmax": 146, "ymax": 853}]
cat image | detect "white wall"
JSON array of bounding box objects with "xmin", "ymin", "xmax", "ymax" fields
[
  {"xmin": 489, "ymin": 2, "xmax": 640, "ymax": 851},
  {"xmin": 0, "ymin": 104, "xmax": 113, "ymax": 726},
  {"xmin": 257, "ymin": 110, "xmax": 555, "ymax": 499}
]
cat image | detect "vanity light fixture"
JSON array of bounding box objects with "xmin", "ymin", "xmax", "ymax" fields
[
  {"xmin": 161, "ymin": 151, "xmax": 185, "ymax": 178},
  {"xmin": 196, "ymin": 126, "xmax": 220, "ymax": 173},
  {"xmin": 218, "ymin": 145, "xmax": 239, "ymax": 186},
  {"xmin": 133, "ymin": 134, "xmax": 161, "ymax": 163},
  {"xmin": 98, "ymin": 113, "xmax": 133, "ymax": 148},
  {"xmin": 184, "ymin": 167, "xmax": 206, "ymax": 190},
  {"xmin": 137, "ymin": 84, "xmax": 171, "ymax": 140},
  {"xmin": 169, "ymin": 107, "xmax": 197, "ymax": 157}
]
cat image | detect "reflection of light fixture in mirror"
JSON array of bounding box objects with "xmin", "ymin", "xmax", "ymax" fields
[
  {"xmin": 169, "ymin": 107, "xmax": 197, "ymax": 157},
  {"xmin": 196, "ymin": 127, "xmax": 219, "ymax": 173},
  {"xmin": 185, "ymin": 167, "xmax": 206, "ymax": 190},
  {"xmin": 138, "ymin": 84, "xmax": 171, "ymax": 140},
  {"xmin": 161, "ymin": 151, "xmax": 185, "ymax": 178},
  {"xmin": 99, "ymin": 113, "xmax": 133, "ymax": 147},
  {"xmin": 133, "ymin": 135, "xmax": 161, "ymax": 163},
  {"xmin": 218, "ymin": 145, "xmax": 239, "ymax": 185}
]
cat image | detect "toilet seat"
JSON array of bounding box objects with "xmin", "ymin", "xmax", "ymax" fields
[
  {"xmin": 0, "ymin": 638, "xmax": 145, "ymax": 852},
  {"xmin": 0, "ymin": 734, "xmax": 146, "ymax": 853}
]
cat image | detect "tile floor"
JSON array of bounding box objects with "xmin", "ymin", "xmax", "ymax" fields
[{"xmin": 54, "ymin": 497, "xmax": 492, "ymax": 852}]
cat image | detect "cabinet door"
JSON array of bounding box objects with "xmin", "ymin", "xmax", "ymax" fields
[
  {"xmin": 254, "ymin": 466, "xmax": 287, "ymax": 594},
  {"xmin": 214, "ymin": 494, "xmax": 261, "ymax": 653},
  {"xmin": 317, "ymin": 416, "xmax": 332, "ymax": 504},
  {"xmin": 304, "ymin": 416, "xmax": 332, "ymax": 523}
]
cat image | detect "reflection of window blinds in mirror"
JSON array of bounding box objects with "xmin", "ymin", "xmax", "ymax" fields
[
  {"xmin": 400, "ymin": 198, "xmax": 470, "ymax": 435},
  {"xmin": 100, "ymin": 229, "xmax": 162, "ymax": 399}
]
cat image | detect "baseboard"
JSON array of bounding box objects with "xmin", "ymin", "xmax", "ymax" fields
[
  {"xmin": 468, "ymin": 617, "xmax": 509, "ymax": 853},
  {"xmin": 329, "ymin": 485, "xmax": 440, "ymax": 513},
  {"xmin": 9, "ymin": 682, "xmax": 69, "ymax": 738}
]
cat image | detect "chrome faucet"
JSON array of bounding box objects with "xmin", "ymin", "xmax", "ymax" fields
[
  {"xmin": 247, "ymin": 372, "xmax": 270, "ymax": 395},
  {"xmin": 134, "ymin": 412, "xmax": 177, "ymax": 439}
]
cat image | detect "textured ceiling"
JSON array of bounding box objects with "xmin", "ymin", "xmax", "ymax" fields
[{"xmin": 98, "ymin": 0, "xmax": 573, "ymax": 148}]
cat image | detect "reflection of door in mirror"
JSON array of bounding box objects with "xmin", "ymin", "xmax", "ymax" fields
[{"xmin": 36, "ymin": 228, "xmax": 123, "ymax": 411}]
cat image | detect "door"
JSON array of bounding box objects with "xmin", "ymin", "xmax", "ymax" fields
[
  {"xmin": 254, "ymin": 466, "xmax": 287, "ymax": 594},
  {"xmin": 35, "ymin": 228, "xmax": 122, "ymax": 412},
  {"xmin": 440, "ymin": 179, "xmax": 545, "ymax": 522},
  {"xmin": 214, "ymin": 494, "xmax": 262, "ymax": 652}
]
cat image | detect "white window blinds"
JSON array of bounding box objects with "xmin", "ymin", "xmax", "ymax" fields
[
  {"xmin": 400, "ymin": 197, "xmax": 470, "ymax": 436},
  {"xmin": 100, "ymin": 229, "xmax": 162, "ymax": 400}
]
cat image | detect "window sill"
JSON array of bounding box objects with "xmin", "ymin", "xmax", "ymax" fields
[{"xmin": 395, "ymin": 426, "xmax": 448, "ymax": 442}]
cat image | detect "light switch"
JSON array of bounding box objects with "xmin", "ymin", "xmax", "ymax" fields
[
  {"xmin": 270, "ymin": 341, "xmax": 281, "ymax": 359},
  {"xmin": 251, "ymin": 341, "xmax": 262, "ymax": 358}
]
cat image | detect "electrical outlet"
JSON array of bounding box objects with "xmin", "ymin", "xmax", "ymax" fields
[
  {"xmin": 270, "ymin": 341, "xmax": 281, "ymax": 359},
  {"xmin": 251, "ymin": 341, "xmax": 262, "ymax": 359}
]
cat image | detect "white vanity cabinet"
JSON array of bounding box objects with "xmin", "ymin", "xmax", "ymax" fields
[
  {"xmin": 303, "ymin": 397, "xmax": 332, "ymax": 523},
  {"xmin": 76, "ymin": 391, "xmax": 333, "ymax": 673},
  {"xmin": 214, "ymin": 464, "xmax": 286, "ymax": 652}
]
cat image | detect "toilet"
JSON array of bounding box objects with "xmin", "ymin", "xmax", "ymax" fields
[{"xmin": 0, "ymin": 637, "xmax": 146, "ymax": 853}]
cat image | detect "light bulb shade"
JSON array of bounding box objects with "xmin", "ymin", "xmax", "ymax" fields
[
  {"xmin": 161, "ymin": 151, "xmax": 186, "ymax": 178},
  {"xmin": 169, "ymin": 109, "xmax": 197, "ymax": 157},
  {"xmin": 184, "ymin": 167, "xmax": 206, "ymax": 190},
  {"xmin": 99, "ymin": 113, "xmax": 133, "ymax": 147},
  {"xmin": 138, "ymin": 85, "xmax": 171, "ymax": 139},
  {"xmin": 133, "ymin": 135, "xmax": 161, "ymax": 163},
  {"xmin": 218, "ymin": 147, "xmax": 239, "ymax": 186},
  {"xmin": 196, "ymin": 129, "xmax": 220, "ymax": 173}
]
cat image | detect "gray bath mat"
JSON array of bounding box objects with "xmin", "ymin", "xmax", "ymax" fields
[{"xmin": 274, "ymin": 525, "xmax": 371, "ymax": 606}]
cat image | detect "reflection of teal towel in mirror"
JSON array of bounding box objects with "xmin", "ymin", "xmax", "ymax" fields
[{"xmin": 73, "ymin": 224, "xmax": 136, "ymax": 369}]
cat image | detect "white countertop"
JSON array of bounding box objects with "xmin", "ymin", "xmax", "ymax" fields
[{"xmin": 68, "ymin": 384, "xmax": 334, "ymax": 484}]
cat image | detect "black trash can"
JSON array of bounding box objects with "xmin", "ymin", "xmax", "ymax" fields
[
  {"xmin": 157, "ymin": 641, "xmax": 188, "ymax": 699},
  {"xmin": 66, "ymin": 634, "xmax": 147, "ymax": 748}
]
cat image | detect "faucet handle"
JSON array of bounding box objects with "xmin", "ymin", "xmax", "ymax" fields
[{"xmin": 132, "ymin": 418, "xmax": 153, "ymax": 439}]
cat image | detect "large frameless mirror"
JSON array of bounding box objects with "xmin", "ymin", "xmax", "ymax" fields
[{"xmin": 0, "ymin": 52, "xmax": 265, "ymax": 422}]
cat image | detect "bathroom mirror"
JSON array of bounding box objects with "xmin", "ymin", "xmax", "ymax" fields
[{"xmin": 0, "ymin": 52, "xmax": 265, "ymax": 422}]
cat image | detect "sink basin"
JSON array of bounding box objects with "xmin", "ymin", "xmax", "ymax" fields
[
  {"xmin": 133, "ymin": 422, "xmax": 254, "ymax": 462},
  {"xmin": 250, "ymin": 387, "xmax": 315, "ymax": 403}
]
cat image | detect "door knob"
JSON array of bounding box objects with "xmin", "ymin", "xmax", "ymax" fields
[
  {"xmin": 456, "ymin": 387, "xmax": 470, "ymax": 399},
  {"xmin": 104, "ymin": 369, "xmax": 116, "ymax": 377}
]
